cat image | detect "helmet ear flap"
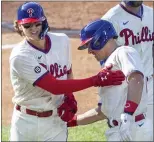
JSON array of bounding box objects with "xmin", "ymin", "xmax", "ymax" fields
[
  {"xmin": 90, "ymin": 30, "xmax": 102, "ymax": 50},
  {"xmin": 39, "ymin": 18, "xmax": 49, "ymax": 39}
]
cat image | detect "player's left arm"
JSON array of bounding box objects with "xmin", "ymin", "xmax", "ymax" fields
[
  {"xmin": 119, "ymin": 72, "xmax": 144, "ymax": 141},
  {"xmin": 126, "ymin": 71, "xmax": 143, "ymax": 113},
  {"xmin": 118, "ymin": 47, "xmax": 144, "ymax": 115},
  {"xmin": 117, "ymin": 47, "xmax": 144, "ymax": 141}
]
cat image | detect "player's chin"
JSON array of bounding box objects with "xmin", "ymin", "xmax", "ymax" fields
[
  {"xmin": 96, "ymin": 56, "xmax": 105, "ymax": 62},
  {"xmin": 94, "ymin": 56, "xmax": 100, "ymax": 61},
  {"xmin": 133, "ymin": 1, "xmax": 143, "ymax": 7},
  {"xmin": 29, "ymin": 35, "xmax": 40, "ymax": 41}
]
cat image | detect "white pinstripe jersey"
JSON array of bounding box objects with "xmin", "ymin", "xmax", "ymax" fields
[
  {"xmin": 9, "ymin": 32, "xmax": 72, "ymax": 111},
  {"xmin": 98, "ymin": 46, "xmax": 147, "ymax": 120},
  {"xmin": 102, "ymin": 3, "xmax": 153, "ymax": 104}
]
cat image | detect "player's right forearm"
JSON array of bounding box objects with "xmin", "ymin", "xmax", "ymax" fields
[
  {"xmin": 77, "ymin": 108, "xmax": 106, "ymax": 125},
  {"xmin": 67, "ymin": 107, "xmax": 107, "ymax": 127}
]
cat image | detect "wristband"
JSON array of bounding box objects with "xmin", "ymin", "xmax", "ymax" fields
[{"xmin": 124, "ymin": 100, "xmax": 138, "ymax": 115}]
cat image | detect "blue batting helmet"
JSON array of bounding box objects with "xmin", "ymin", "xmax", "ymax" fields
[
  {"xmin": 17, "ymin": 2, "xmax": 46, "ymax": 24},
  {"xmin": 78, "ymin": 19, "xmax": 118, "ymax": 50},
  {"xmin": 17, "ymin": 2, "xmax": 49, "ymax": 39}
]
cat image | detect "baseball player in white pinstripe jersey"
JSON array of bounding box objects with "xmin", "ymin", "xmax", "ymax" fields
[
  {"xmin": 9, "ymin": 2, "xmax": 125, "ymax": 141},
  {"xmin": 67, "ymin": 19, "xmax": 153, "ymax": 141},
  {"xmin": 101, "ymin": 1, "xmax": 153, "ymax": 129}
]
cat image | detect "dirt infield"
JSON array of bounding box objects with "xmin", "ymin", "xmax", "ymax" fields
[
  {"xmin": 2, "ymin": 1, "xmax": 153, "ymax": 126},
  {"xmin": 2, "ymin": 1, "xmax": 153, "ymax": 30}
]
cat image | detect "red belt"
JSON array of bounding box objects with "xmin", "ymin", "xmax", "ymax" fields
[
  {"xmin": 16, "ymin": 105, "xmax": 53, "ymax": 117},
  {"xmin": 108, "ymin": 114, "xmax": 145, "ymax": 128}
]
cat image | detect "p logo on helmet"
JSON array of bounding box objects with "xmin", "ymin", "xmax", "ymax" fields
[
  {"xmin": 27, "ymin": 8, "xmax": 34, "ymax": 17},
  {"xmin": 17, "ymin": 2, "xmax": 49, "ymax": 39}
]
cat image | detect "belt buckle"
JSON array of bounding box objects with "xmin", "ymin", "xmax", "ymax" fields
[
  {"xmin": 20, "ymin": 106, "xmax": 27, "ymax": 114},
  {"xmin": 36, "ymin": 109, "xmax": 43, "ymax": 116}
]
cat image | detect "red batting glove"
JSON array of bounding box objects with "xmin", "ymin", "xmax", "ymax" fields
[
  {"xmin": 67, "ymin": 115, "xmax": 78, "ymax": 127},
  {"xmin": 91, "ymin": 64, "xmax": 125, "ymax": 87},
  {"xmin": 65, "ymin": 93, "xmax": 77, "ymax": 114},
  {"xmin": 57, "ymin": 93, "xmax": 77, "ymax": 122},
  {"xmin": 58, "ymin": 101, "xmax": 75, "ymax": 122}
]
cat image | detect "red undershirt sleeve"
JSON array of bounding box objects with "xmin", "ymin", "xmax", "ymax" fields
[{"xmin": 34, "ymin": 72, "xmax": 95, "ymax": 95}]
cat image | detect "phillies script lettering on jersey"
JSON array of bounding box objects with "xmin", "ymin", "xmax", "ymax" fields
[
  {"xmin": 10, "ymin": 32, "xmax": 71, "ymax": 113},
  {"xmin": 120, "ymin": 26, "xmax": 154, "ymax": 45},
  {"xmin": 50, "ymin": 63, "xmax": 68, "ymax": 78},
  {"xmin": 40, "ymin": 63, "xmax": 68, "ymax": 78}
]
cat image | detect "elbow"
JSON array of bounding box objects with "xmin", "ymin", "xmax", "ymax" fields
[{"xmin": 127, "ymin": 71, "xmax": 144, "ymax": 85}]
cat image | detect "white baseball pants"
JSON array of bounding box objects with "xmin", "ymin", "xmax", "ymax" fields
[
  {"xmin": 105, "ymin": 118, "xmax": 153, "ymax": 141},
  {"xmin": 9, "ymin": 107, "xmax": 68, "ymax": 141}
]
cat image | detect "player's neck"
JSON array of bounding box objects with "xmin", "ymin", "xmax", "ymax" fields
[
  {"xmin": 104, "ymin": 39, "xmax": 117, "ymax": 58},
  {"xmin": 122, "ymin": 3, "xmax": 141, "ymax": 15},
  {"xmin": 27, "ymin": 38, "xmax": 46, "ymax": 50}
]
